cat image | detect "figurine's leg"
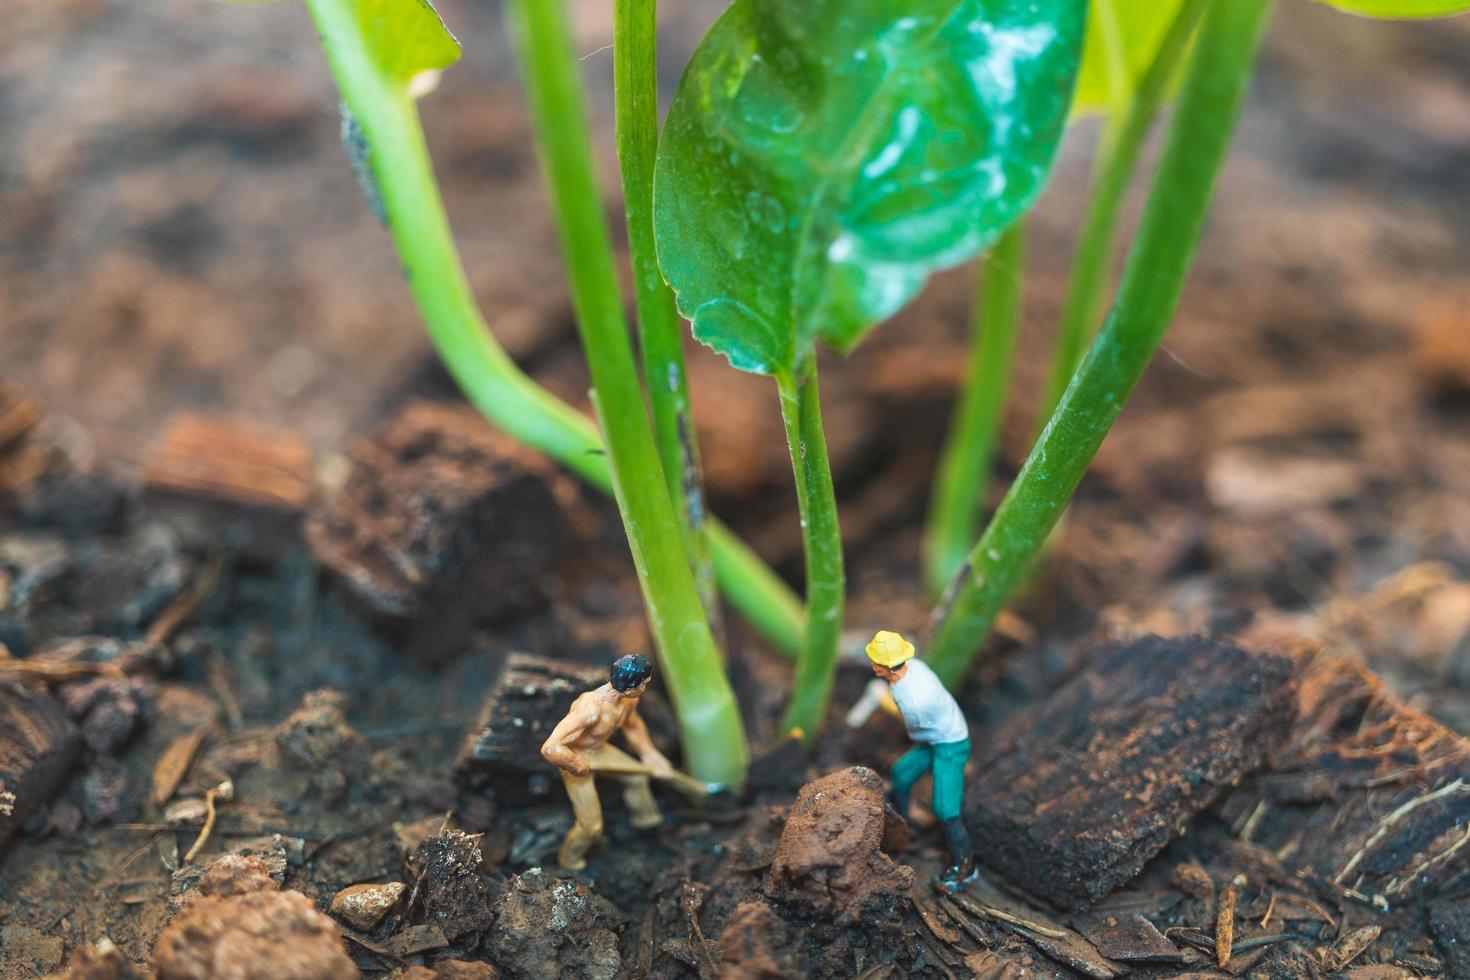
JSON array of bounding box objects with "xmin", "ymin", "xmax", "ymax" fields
[
  {"xmin": 890, "ymin": 744, "xmax": 934, "ymax": 820},
  {"xmin": 587, "ymin": 744, "xmax": 663, "ymax": 830},
  {"xmin": 620, "ymin": 776, "xmax": 663, "ymax": 830},
  {"xmin": 932, "ymin": 738, "xmax": 976, "ymax": 890},
  {"xmin": 558, "ymin": 769, "xmax": 604, "ymax": 871},
  {"xmin": 928, "ymin": 738, "xmax": 970, "ymax": 827}
]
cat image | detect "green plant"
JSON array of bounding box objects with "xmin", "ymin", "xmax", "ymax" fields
[
  {"xmin": 921, "ymin": 0, "xmax": 1470, "ymax": 683},
  {"xmin": 614, "ymin": 0, "xmax": 719, "ymax": 625},
  {"xmin": 653, "ymin": 0, "xmax": 1088, "ymax": 737},
  {"xmin": 298, "ymin": 0, "xmax": 747, "ymax": 784},
  {"xmin": 922, "ymin": 222, "xmax": 1025, "ymax": 597},
  {"xmin": 280, "ymin": 0, "xmax": 1469, "ymax": 779},
  {"xmin": 922, "ymin": 0, "xmax": 1201, "ymax": 596},
  {"xmin": 926, "ymin": 0, "xmax": 1274, "ymax": 684}
]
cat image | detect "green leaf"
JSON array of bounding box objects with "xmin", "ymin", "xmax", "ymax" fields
[
  {"xmin": 331, "ymin": 0, "xmax": 461, "ymax": 94},
  {"xmin": 1315, "ymin": 0, "xmax": 1470, "ymax": 17},
  {"xmin": 1072, "ymin": 0, "xmax": 1186, "ymax": 116},
  {"xmin": 654, "ymin": 0, "xmax": 1086, "ymax": 376}
]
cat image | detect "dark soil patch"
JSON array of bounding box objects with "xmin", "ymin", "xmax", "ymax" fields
[{"xmin": 3, "ymin": 2, "xmax": 1470, "ymax": 978}]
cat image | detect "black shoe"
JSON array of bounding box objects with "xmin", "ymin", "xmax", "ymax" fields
[{"xmin": 936, "ymin": 858, "xmax": 978, "ymax": 893}]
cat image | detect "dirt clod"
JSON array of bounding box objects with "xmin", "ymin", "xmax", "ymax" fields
[
  {"xmin": 2, "ymin": 925, "xmax": 66, "ymax": 975},
  {"xmin": 44, "ymin": 939, "xmax": 144, "ymax": 979},
  {"xmin": 488, "ymin": 868, "xmax": 620, "ymax": 980},
  {"xmin": 58, "ymin": 676, "xmax": 148, "ymax": 754},
  {"xmin": 410, "ymin": 831, "xmax": 493, "ymax": 943},
  {"xmin": 331, "ymin": 881, "xmax": 406, "ymax": 932},
  {"xmin": 306, "ymin": 402, "xmax": 573, "ymax": 664},
  {"xmin": 196, "ymin": 853, "xmax": 278, "ymax": 897},
  {"xmin": 766, "ymin": 766, "xmax": 914, "ymax": 926},
  {"xmin": 170, "ymin": 848, "xmax": 284, "ymax": 914},
  {"xmin": 152, "ymin": 888, "xmax": 358, "ymax": 980},
  {"xmin": 273, "ymin": 688, "xmax": 367, "ymax": 806},
  {"xmin": 79, "ymin": 756, "xmax": 136, "ymax": 824},
  {"xmin": 67, "ymin": 524, "xmax": 191, "ymax": 637},
  {"xmin": 0, "ymin": 682, "xmax": 79, "ymax": 845},
  {"xmin": 716, "ymin": 900, "xmax": 792, "ymax": 979}
]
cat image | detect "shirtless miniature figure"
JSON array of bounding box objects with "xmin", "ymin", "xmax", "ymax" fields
[{"xmin": 540, "ymin": 654, "xmax": 675, "ymax": 870}]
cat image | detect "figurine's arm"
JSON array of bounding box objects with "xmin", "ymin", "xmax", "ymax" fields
[
  {"xmin": 541, "ymin": 702, "xmax": 595, "ymax": 776},
  {"xmin": 621, "ymin": 706, "xmax": 674, "ymax": 778},
  {"xmin": 846, "ymin": 678, "xmax": 888, "ymax": 728}
]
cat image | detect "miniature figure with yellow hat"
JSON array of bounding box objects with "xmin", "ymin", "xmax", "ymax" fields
[{"xmin": 864, "ymin": 630, "xmax": 976, "ymax": 891}]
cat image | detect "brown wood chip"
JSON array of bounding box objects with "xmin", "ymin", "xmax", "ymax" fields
[
  {"xmin": 1077, "ymin": 911, "xmax": 1185, "ymax": 963},
  {"xmin": 151, "ymin": 728, "xmax": 209, "ymax": 807},
  {"xmin": 1323, "ymin": 924, "xmax": 1382, "ymax": 972},
  {"xmin": 382, "ymin": 924, "xmax": 448, "ymax": 957},
  {"xmin": 1217, "ymin": 873, "xmax": 1246, "ymax": 966},
  {"xmin": 943, "ymin": 885, "xmax": 1123, "ymax": 980},
  {"xmin": 914, "ymin": 895, "xmax": 962, "ymax": 946},
  {"xmin": 963, "ymin": 950, "xmax": 1023, "ymax": 980}
]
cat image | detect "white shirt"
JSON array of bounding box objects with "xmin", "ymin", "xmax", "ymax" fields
[{"xmin": 889, "ymin": 659, "xmax": 969, "ymax": 744}]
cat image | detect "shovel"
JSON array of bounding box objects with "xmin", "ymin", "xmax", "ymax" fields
[{"xmin": 589, "ymin": 757, "xmax": 724, "ymax": 802}]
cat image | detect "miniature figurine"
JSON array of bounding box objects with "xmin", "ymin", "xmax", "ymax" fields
[
  {"xmin": 865, "ymin": 630, "xmax": 976, "ymax": 891},
  {"xmin": 540, "ymin": 653, "xmax": 676, "ymax": 870}
]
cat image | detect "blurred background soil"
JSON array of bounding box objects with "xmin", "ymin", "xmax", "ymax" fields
[{"xmin": 2, "ymin": 0, "xmax": 1470, "ymax": 977}]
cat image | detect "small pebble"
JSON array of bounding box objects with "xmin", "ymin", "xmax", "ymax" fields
[{"xmin": 330, "ymin": 881, "xmax": 406, "ymax": 932}]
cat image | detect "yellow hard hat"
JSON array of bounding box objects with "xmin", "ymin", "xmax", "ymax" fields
[{"xmin": 865, "ymin": 630, "xmax": 915, "ymax": 668}]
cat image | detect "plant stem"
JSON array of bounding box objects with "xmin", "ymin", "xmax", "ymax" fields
[
  {"xmin": 922, "ymin": 221, "xmax": 1026, "ymax": 597},
  {"xmin": 775, "ymin": 363, "xmax": 844, "ymax": 741},
  {"xmin": 506, "ymin": 0, "xmax": 745, "ymax": 784},
  {"xmin": 926, "ymin": 0, "xmax": 1270, "ymax": 687},
  {"xmin": 613, "ymin": 0, "xmax": 718, "ymax": 621},
  {"xmin": 1038, "ymin": 0, "xmax": 1215, "ymax": 428},
  {"xmin": 300, "ymin": 0, "xmax": 802, "ymax": 663}
]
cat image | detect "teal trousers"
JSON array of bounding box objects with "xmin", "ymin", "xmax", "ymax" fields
[{"xmin": 891, "ymin": 738, "xmax": 970, "ymax": 821}]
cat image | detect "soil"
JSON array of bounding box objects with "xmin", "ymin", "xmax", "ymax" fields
[{"xmin": 3, "ymin": 1, "xmax": 1470, "ymax": 978}]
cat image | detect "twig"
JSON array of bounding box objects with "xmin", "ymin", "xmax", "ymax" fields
[
  {"xmin": 1335, "ymin": 781, "xmax": 1468, "ymax": 887},
  {"xmin": 916, "ymin": 936, "xmax": 958, "ymax": 980},
  {"xmin": 1234, "ymin": 933, "xmax": 1293, "ymax": 953},
  {"xmin": 0, "ymin": 658, "xmax": 125, "ymax": 684},
  {"xmin": 1259, "ymin": 890, "xmax": 1277, "ymax": 929},
  {"xmin": 1387, "ymin": 818, "xmax": 1470, "ymax": 898},
  {"xmin": 939, "ymin": 894, "xmax": 993, "ymax": 947},
  {"xmin": 1273, "ymin": 890, "xmax": 1337, "ymax": 930},
  {"xmin": 681, "ymin": 882, "xmax": 718, "ymax": 980},
  {"xmin": 1165, "ymin": 927, "xmax": 1215, "ymax": 954},
  {"xmin": 183, "ymin": 780, "xmax": 232, "ymax": 863},
  {"xmin": 145, "ymin": 556, "xmax": 222, "ymax": 647},
  {"xmin": 947, "ymin": 889, "xmax": 1068, "ymax": 939},
  {"xmin": 914, "ymin": 893, "xmax": 962, "ymax": 945},
  {"xmin": 1239, "ymin": 799, "xmax": 1268, "ymax": 842}
]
